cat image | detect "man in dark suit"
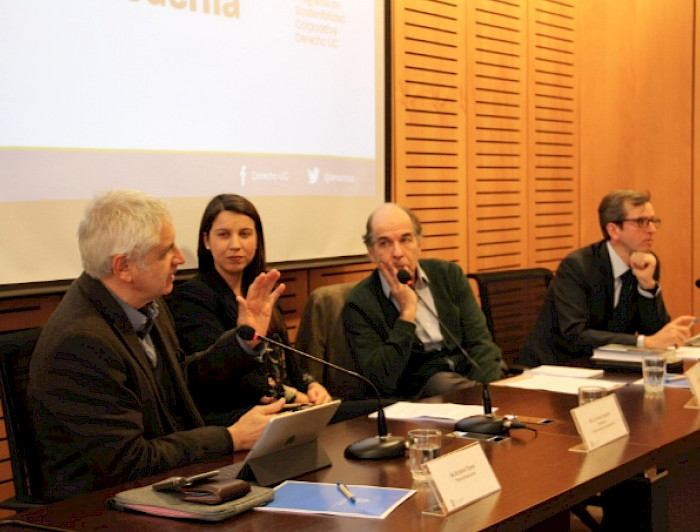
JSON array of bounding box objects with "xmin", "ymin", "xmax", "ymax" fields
[
  {"xmin": 343, "ymin": 203, "xmax": 503, "ymax": 399},
  {"xmin": 28, "ymin": 190, "xmax": 285, "ymax": 501},
  {"xmin": 518, "ymin": 189, "xmax": 695, "ymax": 367}
]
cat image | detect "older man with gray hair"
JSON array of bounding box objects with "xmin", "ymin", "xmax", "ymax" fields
[
  {"xmin": 343, "ymin": 203, "xmax": 503, "ymax": 400},
  {"xmin": 29, "ymin": 189, "xmax": 284, "ymax": 501}
]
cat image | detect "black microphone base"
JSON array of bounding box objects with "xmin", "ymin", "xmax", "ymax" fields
[
  {"xmin": 455, "ymin": 415, "xmax": 508, "ymax": 435},
  {"xmin": 344, "ymin": 435, "xmax": 406, "ymax": 460}
]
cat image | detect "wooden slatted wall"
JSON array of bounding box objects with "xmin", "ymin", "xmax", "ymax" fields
[
  {"xmin": 527, "ymin": 0, "xmax": 579, "ymax": 271},
  {"xmin": 393, "ymin": 0, "xmax": 579, "ymax": 274},
  {"xmin": 466, "ymin": 0, "xmax": 529, "ymax": 272},
  {"xmin": 392, "ymin": 0, "xmax": 469, "ymax": 266}
]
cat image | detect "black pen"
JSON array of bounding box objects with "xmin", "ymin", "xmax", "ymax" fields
[{"xmin": 337, "ymin": 482, "xmax": 356, "ymax": 503}]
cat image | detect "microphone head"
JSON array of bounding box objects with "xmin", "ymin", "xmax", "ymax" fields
[
  {"xmin": 696, "ymin": 279, "xmax": 700, "ymax": 289},
  {"xmin": 455, "ymin": 415, "xmax": 507, "ymax": 435},
  {"xmin": 237, "ymin": 325, "xmax": 257, "ymax": 341},
  {"xmin": 397, "ymin": 269, "xmax": 412, "ymax": 285}
]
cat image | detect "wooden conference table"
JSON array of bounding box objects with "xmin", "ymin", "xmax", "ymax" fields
[{"xmin": 7, "ymin": 379, "xmax": 700, "ymax": 532}]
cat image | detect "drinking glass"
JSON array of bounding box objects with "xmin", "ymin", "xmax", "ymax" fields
[{"xmin": 407, "ymin": 428, "xmax": 442, "ymax": 482}]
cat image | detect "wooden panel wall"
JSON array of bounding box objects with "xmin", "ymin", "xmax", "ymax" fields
[
  {"xmin": 391, "ymin": 0, "xmax": 579, "ymax": 275},
  {"xmin": 696, "ymin": 0, "xmax": 700, "ymax": 321},
  {"xmin": 466, "ymin": 0, "xmax": 529, "ymax": 271},
  {"xmin": 391, "ymin": 0, "xmax": 469, "ymax": 266},
  {"xmin": 579, "ymin": 0, "xmax": 694, "ymax": 318},
  {"xmin": 527, "ymin": 0, "xmax": 579, "ymax": 271}
]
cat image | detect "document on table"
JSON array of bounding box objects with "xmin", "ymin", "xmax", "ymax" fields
[
  {"xmin": 673, "ymin": 346, "xmax": 700, "ymax": 361},
  {"xmin": 368, "ymin": 401, "xmax": 492, "ymax": 421},
  {"xmin": 591, "ymin": 344, "xmax": 668, "ymax": 365},
  {"xmin": 524, "ymin": 365, "xmax": 604, "ymax": 379},
  {"xmin": 255, "ymin": 481, "xmax": 415, "ymax": 519},
  {"xmin": 492, "ymin": 374, "xmax": 624, "ymax": 395}
]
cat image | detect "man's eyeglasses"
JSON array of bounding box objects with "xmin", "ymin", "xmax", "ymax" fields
[{"xmin": 617, "ymin": 217, "xmax": 661, "ymax": 229}]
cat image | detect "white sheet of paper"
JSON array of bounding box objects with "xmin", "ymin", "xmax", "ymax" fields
[
  {"xmin": 494, "ymin": 374, "xmax": 624, "ymax": 395},
  {"xmin": 524, "ymin": 365, "xmax": 604, "ymax": 379},
  {"xmin": 369, "ymin": 402, "xmax": 492, "ymax": 421}
]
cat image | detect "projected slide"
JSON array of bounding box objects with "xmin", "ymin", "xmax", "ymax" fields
[
  {"xmin": 2, "ymin": 0, "xmax": 377, "ymax": 200},
  {"xmin": 0, "ymin": 0, "xmax": 386, "ymax": 286}
]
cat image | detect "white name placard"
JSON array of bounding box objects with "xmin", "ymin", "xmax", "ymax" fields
[
  {"xmin": 684, "ymin": 363, "xmax": 700, "ymax": 409},
  {"xmin": 570, "ymin": 393, "xmax": 629, "ymax": 452},
  {"xmin": 423, "ymin": 441, "xmax": 501, "ymax": 515}
]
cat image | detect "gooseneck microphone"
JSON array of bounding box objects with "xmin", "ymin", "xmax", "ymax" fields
[
  {"xmin": 236, "ymin": 325, "xmax": 406, "ymax": 460},
  {"xmin": 397, "ymin": 269, "xmax": 525, "ymax": 435},
  {"xmin": 695, "ymin": 279, "xmax": 700, "ymax": 289},
  {"xmin": 184, "ymin": 325, "xmax": 254, "ymax": 366}
]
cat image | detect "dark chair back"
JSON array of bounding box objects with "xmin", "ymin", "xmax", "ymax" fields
[
  {"xmin": 467, "ymin": 268, "xmax": 553, "ymax": 372},
  {"xmin": 0, "ymin": 328, "xmax": 45, "ymax": 509},
  {"xmin": 295, "ymin": 282, "xmax": 369, "ymax": 399}
]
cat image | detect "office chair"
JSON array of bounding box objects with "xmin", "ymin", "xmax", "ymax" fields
[
  {"xmin": 296, "ymin": 282, "xmax": 396, "ymax": 423},
  {"xmin": 0, "ymin": 328, "xmax": 45, "ymax": 510},
  {"xmin": 467, "ymin": 268, "xmax": 553, "ymax": 374},
  {"xmin": 295, "ymin": 282, "xmax": 367, "ymax": 400}
]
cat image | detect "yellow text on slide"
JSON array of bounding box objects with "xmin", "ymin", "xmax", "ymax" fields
[{"xmin": 129, "ymin": 0, "xmax": 240, "ymax": 19}]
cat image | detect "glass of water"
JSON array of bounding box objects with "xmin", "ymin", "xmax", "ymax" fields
[
  {"xmin": 578, "ymin": 385, "xmax": 607, "ymax": 405},
  {"xmin": 642, "ymin": 355, "xmax": 666, "ymax": 395},
  {"xmin": 407, "ymin": 428, "xmax": 442, "ymax": 483}
]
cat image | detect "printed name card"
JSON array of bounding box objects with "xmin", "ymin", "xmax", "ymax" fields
[
  {"xmin": 684, "ymin": 363, "xmax": 700, "ymax": 409},
  {"xmin": 570, "ymin": 393, "xmax": 629, "ymax": 452},
  {"xmin": 423, "ymin": 441, "xmax": 501, "ymax": 516}
]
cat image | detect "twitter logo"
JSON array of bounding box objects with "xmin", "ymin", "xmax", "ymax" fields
[{"xmin": 307, "ymin": 167, "xmax": 320, "ymax": 185}]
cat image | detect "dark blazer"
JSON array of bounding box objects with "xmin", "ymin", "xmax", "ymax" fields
[
  {"xmin": 28, "ymin": 273, "xmax": 234, "ymax": 501},
  {"xmin": 518, "ymin": 240, "xmax": 670, "ymax": 366},
  {"xmin": 169, "ymin": 271, "xmax": 309, "ymax": 424},
  {"xmin": 343, "ymin": 259, "xmax": 503, "ymax": 398}
]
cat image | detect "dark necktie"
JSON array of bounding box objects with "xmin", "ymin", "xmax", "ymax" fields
[
  {"xmin": 136, "ymin": 317, "xmax": 154, "ymax": 339},
  {"xmin": 613, "ymin": 269, "xmax": 634, "ymax": 332}
]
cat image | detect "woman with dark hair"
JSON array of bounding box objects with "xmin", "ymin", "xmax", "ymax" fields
[{"xmin": 169, "ymin": 194, "xmax": 331, "ymax": 425}]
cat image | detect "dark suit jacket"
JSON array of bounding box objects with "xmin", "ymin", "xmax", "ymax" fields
[
  {"xmin": 168, "ymin": 271, "xmax": 310, "ymax": 424},
  {"xmin": 28, "ymin": 273, "xmax": 233, "ymax": 501},
  {"xmin": 518, "ymin": 240, "xmax": 670, "ymax": 366},
  {"xmin": 343, "ymin": 259, "xmax": 503, "ymax": 398}
]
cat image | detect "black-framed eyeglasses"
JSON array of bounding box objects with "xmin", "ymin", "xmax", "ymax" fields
[{"xmin": 617, "ymin": 217, "xmax": 661, "ymax": 229}]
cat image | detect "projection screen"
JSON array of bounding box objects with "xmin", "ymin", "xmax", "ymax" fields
[{"xmin": 0, "ymin": 0, "xmax": 387, "ymax": 288}]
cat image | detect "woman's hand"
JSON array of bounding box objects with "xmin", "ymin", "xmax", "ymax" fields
[{"xmin": 236, "ymin": 269, "xmax": 286, "ymax": 346}]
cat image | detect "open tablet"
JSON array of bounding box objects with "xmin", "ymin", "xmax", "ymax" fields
[
  {"xmin": 216, "ymin": 399, "xmax": 342, "ymax": 485},
  {"xmin": 246, "ymin": 399, "xmax": 341, "ymax": 461}
]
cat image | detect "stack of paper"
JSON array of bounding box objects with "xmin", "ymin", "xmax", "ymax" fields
[
  {"xmin": 493, "ymin": 373, "xmax": 624, "ymax": 395},
  {"xmin": 368, "ymin": 402, "xmax": 489, "ymax": 421},
  {"xmin": 591, "ymin": 344, "xmax": 670, "ymax": 368},
  {"xmin": 673, "ymin": 346, "xmax": 700, "ymax": 361},
  {"xmin": 524, "ymin": 365, "xmax": 604, "ymax": 379}
]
